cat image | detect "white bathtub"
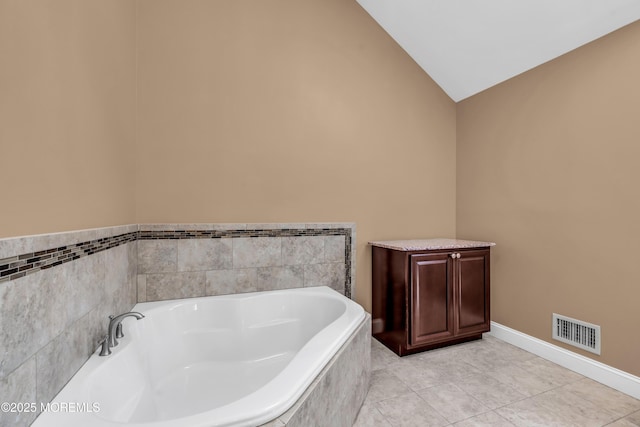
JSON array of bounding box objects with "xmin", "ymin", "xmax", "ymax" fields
[{"xmin": 33, "ymin": 286, "xmax": 366, "ymax": 427}]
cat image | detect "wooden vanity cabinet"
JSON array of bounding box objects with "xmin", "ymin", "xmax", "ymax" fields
[{"xmin": 372, "ymin": 246, "xmax": 491, "ymax": 356}]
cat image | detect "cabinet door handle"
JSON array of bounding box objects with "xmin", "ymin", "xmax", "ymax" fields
[
  {"xmin": 450, "ymin": 253, "xmax": 456, "ymax": 259},
  {"xmin": 457, "ymin": 253, "xmax": 461, "ymax": 259}
]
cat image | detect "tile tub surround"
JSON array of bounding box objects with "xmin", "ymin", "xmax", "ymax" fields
[
  {"xmin": 0, "ymin": 222, "xmax": 354, "ymax": 427},
  {"xmin": 137, "ymin": 223, "xmax": 356, "ymax": 302},
  {"xmin": 261, "ymin": 314, "xmax": 371, "ymax": 427},
  {"xmin": 0, "ymin": 225, "xmax": 138, "ymax": 427}
]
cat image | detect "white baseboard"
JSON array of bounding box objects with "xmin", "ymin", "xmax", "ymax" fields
[{"xmin": 488, "ymin": 321, "xmax": 640, "ymax": 400}]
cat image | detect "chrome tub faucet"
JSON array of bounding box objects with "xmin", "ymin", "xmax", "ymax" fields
[{"xmin": 99, "ymin": 312, "xmax": 145, "ymax": 356}]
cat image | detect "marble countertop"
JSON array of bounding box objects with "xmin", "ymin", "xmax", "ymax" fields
[{"xmin": 369, "ymin": 238, "xmax": 496, "ymax": 251}]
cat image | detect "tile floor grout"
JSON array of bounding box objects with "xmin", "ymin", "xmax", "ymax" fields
[{"xmin": 354, "ymin": 335, "xmax": 640, "ymax": 427}]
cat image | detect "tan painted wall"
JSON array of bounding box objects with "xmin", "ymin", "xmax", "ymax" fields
[
  {"xmin": 0, "ymin": 0, "xmax": 137, "ymax": 238},
  {"xmin": 136, "ymin": 0, "xmax": 457, "ymax": 311},
  {"xmin": 457, "ymin": 22, "xmax": 640, "ymax": 375},
  {"xmin": 2, "ymin": 0, "xmax": 638, "ymax": 377}
]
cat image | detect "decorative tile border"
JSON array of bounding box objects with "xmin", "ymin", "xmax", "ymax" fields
[
  {"xmin": 0, "ymin": 232, "xmax": 137, "ymax": 284},
  {"xmin": 0, "ymin": 225, "xmax": 354, "ymax": 298}
]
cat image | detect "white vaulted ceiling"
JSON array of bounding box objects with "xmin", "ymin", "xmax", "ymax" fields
[{"xmin": 356, "ymin": 0, "xmax": 640, "ymax": 102}]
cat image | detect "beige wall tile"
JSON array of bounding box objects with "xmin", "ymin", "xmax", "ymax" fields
[
  {"xmin": 146, "ymin": 271, "xmax": 206, "ymax": 301},
  {"xmin": 324, "ymin": 235, "xmax": 346, "ymax": 263},
  {"xmin": 303, "ymin": 263, "xmax": 345, "ymax": 292},
  {"xmin": 206, "ymin": 269, "xmax": 258, "ymax": 295},
  {"xmin": 282, "ymin": 236, "xmax": 324, "ymax": 266},
  {"xmin": 0, "ymin": 358, "xmax": 37, "ymax": 427},
  {"xmin": 177, "ymin": 238, "xmax": 232, "ymax": 271},
  {"xmin": 233, "ymin": 237, "xmax": 282, "ymax": 269},
  {"xmin": 205, "ymin": 269, "xmax": 236, "ymax": 296},
  {"xmin": 257, "ymin": 266, "xmax": 305, "ymax": 292},
  {"xmin": 138, "ymin": 240, "xmax": 177, "ymax": 274}
]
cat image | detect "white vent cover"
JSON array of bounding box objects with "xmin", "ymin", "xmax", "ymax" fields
[{"xmin": 552, "ymin": 313, "xmax": 601, "ymax": 355}]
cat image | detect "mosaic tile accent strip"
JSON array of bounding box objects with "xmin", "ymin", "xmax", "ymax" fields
[
  {"xmin": 0, "ymin": 226, "xmax": 354, "ymax": 298},
  {"xmin": 138, "ymin": 228, "xmax": 353, "ymax": 298},
  {"xmin": 0, "ymin": 232, "xmax": 137, "ymax": 284}
]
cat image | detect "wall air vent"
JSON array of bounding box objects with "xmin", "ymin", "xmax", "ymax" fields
[{"xmin": 552, "ymin": 313, "xmax": 601, "ymax": 355}]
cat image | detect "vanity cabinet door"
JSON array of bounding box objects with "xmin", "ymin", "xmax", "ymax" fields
[
  {"xmin": 455, "ymin": 249, "xmax": 490, "ymax": 336},
  {"xmin": 409, "ymin": 253, "xmax": 455, "ymax": 346}
]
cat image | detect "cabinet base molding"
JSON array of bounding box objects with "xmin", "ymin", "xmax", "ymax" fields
[
  {"xmin": 489, "ymin": 321, "xmax": 640, "ymax": 400},
  {"xmin": 374, "ymin": 333, "xmax": 483, "ymax": 357}
]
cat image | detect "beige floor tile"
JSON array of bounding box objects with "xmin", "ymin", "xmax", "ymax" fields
[
  {"xmin": 628, "ymin": 411, "xmax": 640, "ymax": 425},
  {"xmin": 517, "ymin": 357, "xmax": 584, "ymax": 387},
  {"xmin": 456, "ymin": 337, "xmax": 537, "ymax": 371},
  {"xmin": 497, "ymin": 387, "xmax": 618, "ymax": 427},
  {"xmin": 606, "ymin": 418, "xmax": 640, "ymax": 427},
  {"xmin": 486, "ymin": 364, "xmax": 561, "ymax": 397},
  {"xmin": 456, "ymin": 350, "xmax": 512, "ymax": 372},
  {"xmin": 365, "ymin": 369, "xmax": 414, "ymax": 404},
  {"xmin": 414, "ymin": 349, "xmax": 485, "ymax": 383},
  {"xmin": 416, "ymin": 383, "xmax": 491, "ymax": 423},
  {"xmin": 496, "ymin": 395, "xmax": 582, "ymax": 427},
  {"xmin": 362, "ymin": 337, "xmax": 638, "ymax": 427},
  {"xmin": 482, "ymin": 336, "xmax": 537, "ymax": 362},
  {"xmin": 353, "ymin": 403, "xmax": 393, "ymax": 427},
  {"xmin": 561, "ymin": 378, "xmax": 640, "ymax": 418},
  {"xmin": 433, "ymin": 359, "xmax": 485, "ymax": 383},
  {"xmin": 415, "ymin": 344, "xmax": 468, "ymax": 363},
  {"xmin": 376, "ymin": 392, "xmax": 449, "ymax": 427},
  {"xmin": 452, "ymin": 411, "xmax": 516, "ymax": 427},
  {"xmin": 386, "ymin": 358, "xmax": 449, "ymax": 391},
  {"xmin": 454, "ymin": 373, "xmax": 527, "ymax": 409},
  {"xmin": 536, "ymin": 387, "xmax": 619, "ymax": 426},
  {"xmin": 371, "ymin": 338, "xmax": 400, "ymax": 371}
]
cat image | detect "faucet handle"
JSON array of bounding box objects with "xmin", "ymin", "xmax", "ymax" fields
[
  {"xmin": 98, "ymin": 335, "xmax": 111, "ymax": 356},
  {"xmin": 116, "ymin": 322, "xmax": 124, "ymax": 339}
]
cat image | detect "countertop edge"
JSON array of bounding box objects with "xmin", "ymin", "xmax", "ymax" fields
[{"xmin": 368, "ymin": 239, "xmax": 496, "ymax": 252}]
